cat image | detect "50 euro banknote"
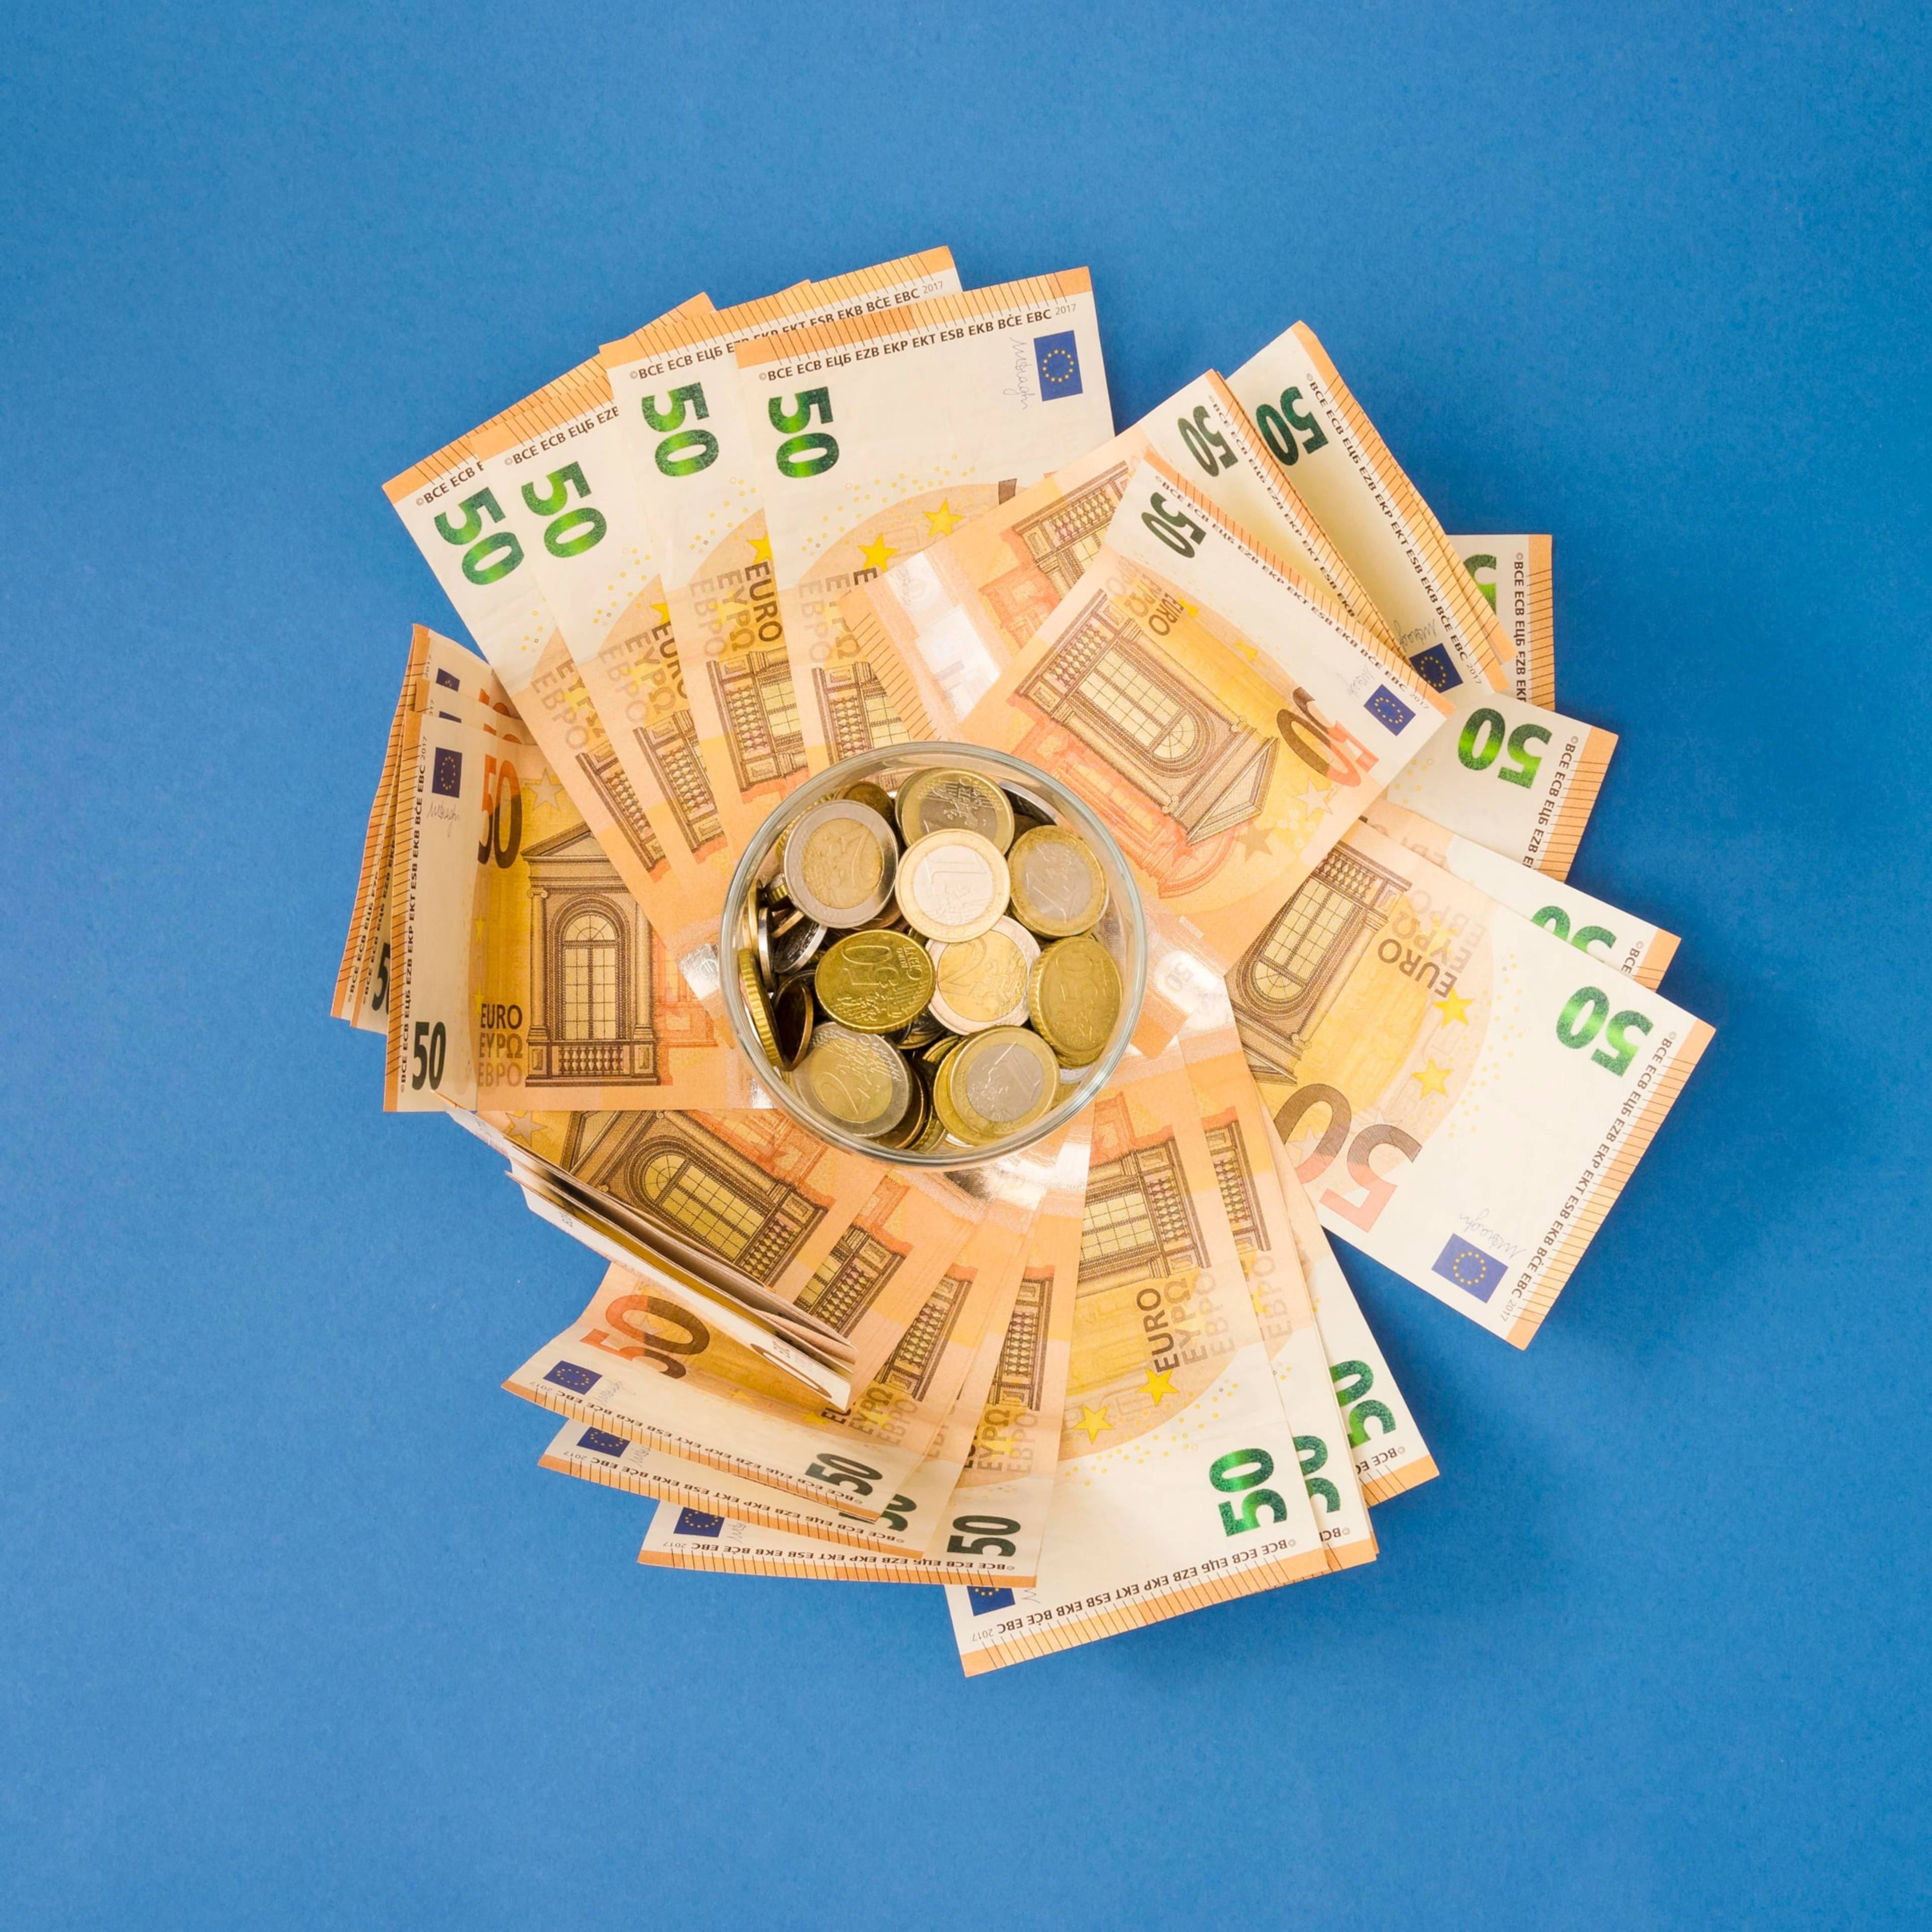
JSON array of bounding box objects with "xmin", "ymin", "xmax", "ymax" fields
[
  {"xmin": 955, "ymin": 454, "xmax": 1447, "ymax": 1036},
  {"xmin": 1228, "ymin": 320, "xmax": 1512, "ymax": 696},
  {"xmin": 383, "ymin": 297, "xmax": 720, "ymax": 933},
  {"xmin": 488, "ymin": 1106, "xmax": 993, "ymax": 1394},
  {"xmin": 534, "ymin": 1206, "xmax": 1029, "ymax": 1560},
  {"xmin": 1366, "ymin": 798, "xmax": 1679, "ymax": 989},
  {"xmin": 835, "ymin": 366, "xmax": 1396, "ymax": 742},
  {"xmin": 1376, "ymin": 679, "xmax": 1616, "ymax": 879},
  {"xmin": 557, "ymin": 1122, "xmax": 1092, "ymax": 1583},
  {"xmin": 597, "ymin": 252, "xmax": 963, "ymax": 878},
  {"xmin": 1450, "ymin": 534, "xmax": 1555, "ymax": 707},
  {"xmin": 1229, "ymin": 816, "xmax": 1713, "ymax": 1344},
  {"xmin": 946, "ymin": 1040, "xmax": 1332, "ymax": 1674},
  {"xmin": 380, "ymin": 710, "xmax": 751, "ymax": 1113},
  {"xmin": 1180, "ymin": 1008, "xmax": 1377, "ymax": 1567},
  {"xmin": 335, "ymin": 625, "xmax": 526, "ymax": 1037},
  {"xmin": 733, "ymin": 268, "xmax": 1117, "ymax": 777}
]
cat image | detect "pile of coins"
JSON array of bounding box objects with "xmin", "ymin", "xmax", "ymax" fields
[{"xmin": 734, "ymin": 763, "xmax": 1126, "ymax": 1154}]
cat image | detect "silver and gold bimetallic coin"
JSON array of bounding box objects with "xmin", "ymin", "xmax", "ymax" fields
[
  {"xmin": 926, "ymin": 916, "xmax": 1038, "ymax": 1034},
  {"xmin": 736, "ymin": 948, "xmax": 781, "ymax": 1063},
  {"xmin": 783, "ymin": 798, "xmax": 900, "ymax": 928},
  {"xmin": 1006, "ymin": 824, "xmax": 1108, "ymax": 938},
  {"xmin": 1027, "ymin": 933, "xmax": 1121, "ymax": 1068},
  {"xmin": 895, "ymin": 828, "xmax": 1011, "ymax": 943},
  {"xmin": 896, "ymin": 767, "xmax": 1016, "ymax": 852},
  {"xmin": 933, "ymin": 1025, "xmax": 1060, "ymax": 1145},
  {"xmin": 815, "ymin": 929, "xmax": 936, "ymax": 1033},
  {"xmin": 790, "ymin": 1022, "xmax": 914, "ymax": 1140}
]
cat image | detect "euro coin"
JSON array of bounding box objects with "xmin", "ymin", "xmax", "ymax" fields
[
  {"xmin": 773, "ymin": 976, "xmax": 816, "ymax": 1071},
  {"xmin": 936, "ymin": 1026, "xmax": 1060, "ymax": 1145},
  {"xmin": 1007, "ymin": 824, "xmax": 1108, "ymax": 938},
  {"xmin": 892, "ymin": 1009, "xmax": 949, "ymax": 1053},
  {"xmin": 896, "ymin": 767, "xmax": 1015, "ymax": 852},
  {"xmin": 754, "ymin": 903, "xmax": 777, "ymax": 986},
  {"xmin": 870, "ymin": 1069, "xmax": 932, "ymax": 1149},
  {"xmin": 838, "ymin": 778, "xmax": 895, "ymax": 819},
  {"xmin": 815, "ymin": 930, "xmax": 936, "ymax": 1033},
  {"xmin": 768, "ymin": 910, "xmax": 829, "ymax": 977},
  {"xmin": 736, "ymin": 948, "xmax": 780, "ymax": 1063},
  {"xmin": 783, "ymin": 799, "xmax": 899, "ymax": 928},
  {"xmin": 1027, "ymin": 933, "xmax": 1121, "ymax": 1068},
  {"xmin": 896, "ymin": 828, "xmax": 1010, "ymax": 943},
  {"xmin": 791, "ymin": 1023, "xmax": 913, "ymax": 1139},
  {"xmin": 926, "ymin": 917, "xmax": 1038, "ymax": 1034}
]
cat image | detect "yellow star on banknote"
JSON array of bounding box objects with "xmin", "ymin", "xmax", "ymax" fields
[
  {"xmin": 748, "ymin": 533, "xmax": 772, "ymax": 565},
  {"xmin": 924, "ymin": 499, "xmax": 962, "ymax": 536},
  {"xmin": 500, "ymin": 1112, "xmax": 537, "ymax": 1147},
  {"xmin": 526, "ymin": 771, "xmax": 563, "ymax": 808},
  {"xmin": 858, "ymin": 532, "xmax": 898, "ymax": 572},
  {"xmin": 651, "ymin": 600, "xmax": 671, "ymax": 629},
  {"xmin": 1238, "ymin": 824, "xmax": 1275, "ymax": 859},
  {"xmin": 1074, "ymin": 1404, "xmax": 1113, "ymax": 1443},
  {"xmin": 1142, "ymin": 1366, "xmax": 1177, "ymax": 1406},
  {"xmin": 1434, "ymin": 987, "xmax": 1473, "ymax": 1024},
  {"xmin": 1412, "ymin": 1058, "xmax": 1452, "ymax": 1097}
]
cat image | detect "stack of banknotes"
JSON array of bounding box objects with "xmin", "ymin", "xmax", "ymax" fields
[{"xmin": 333, "ymin": 248, "xmax": 1713, "ymax": 1672}]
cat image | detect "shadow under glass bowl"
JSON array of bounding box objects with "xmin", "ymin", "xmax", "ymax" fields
[{"xmin": 719, "ymin": 743, "xmax": 1146, "ymax": 1169}]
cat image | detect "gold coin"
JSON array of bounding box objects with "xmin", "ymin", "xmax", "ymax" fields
[
  {"xmin": 839, "ymin": 779, "xmax": 895, "ymax": 819},
  {"xmin": 791, "ymin": 1023, "xmax": 913, "ymax": 1138},
  {"xmin": 783, "ymin": 799, "xmax": 899, "ymax": 927},
  {"xmin": 927, "ymin": 917, "xmax": 1038, "ymax": 1034},
  {"xmin": 736, "ymin": 948, "xmax": 780, "ymax": 1063},
  {"xmin": 815, "ymin": 930, "xmax": 936, "ymax": 1032},
  {"xmin": 1027, "ymin": 934, "xmax": 1121, "ymax": 1068},
  {"xmin": 936, "ymin": 1026, "xmax": 1060, "ymax": 1144},
  {"xmin": 773, "ymin": 976, "xmax": 816, "ymax": 1071},
  {"xmin": 922, "ymin": 1033, "xmax": 963, "ymax": 1068},
  {"xmin": 1007, "ymin": 824, "xmax": 1108, "ymax": 937},
  {"xmin": 896, "ymin": 828, "xmax": 1011, "ymax": 943},
  {"xmin": 896, "ymin": 768, "xmax": 1016, "ymax": 851}
]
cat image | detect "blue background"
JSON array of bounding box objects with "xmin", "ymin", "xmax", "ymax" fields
[{"xmin": 5, "ymin": 4, "xmax": 1927, "ymax": 1925}]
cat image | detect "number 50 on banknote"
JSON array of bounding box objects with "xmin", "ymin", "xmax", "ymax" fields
[{"xmin": 1233, "ymin": 818, "xmax": 1713, "ymax": 1346}]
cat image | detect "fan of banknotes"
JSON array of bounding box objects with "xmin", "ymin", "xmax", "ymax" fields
[{"xmin": 333, "ymin": 247, "xmax": 1713, "ymax": 1673}]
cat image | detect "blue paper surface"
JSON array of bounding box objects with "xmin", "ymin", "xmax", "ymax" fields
[{"xmin": 4, "ymin": 4, "xmax": 1928, "ymax": 1925}]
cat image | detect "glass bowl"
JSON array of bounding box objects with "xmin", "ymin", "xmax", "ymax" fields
[{"xmin": 719, "ymin": 743, "xmax": 1146, "ymax": 1169}]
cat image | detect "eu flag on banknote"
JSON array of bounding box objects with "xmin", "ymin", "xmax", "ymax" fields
[
  {"xmin": 577, "ymin": 1427, "xmax": 628, "ymax": 1458},
  {"xmin": 1364, "ymin": 685, "xmax": 1416, "ymax": 734},
  {"xmin": 432, "ymin": 746, "xmax": 464, "ymax": 797},
  {"xmin": 1033, "ymin": 331, "xmax": 1083, "ymax": 400},
  {"xmin": 1408, "ymin": 645, "xmax": 1463, "ymax": 694},
  {"xmin": 967, "ymin": 1586, "xmax": 1015, "ymax": 1617},
  {"xmin": 543, "ymin": 1360, "xmax": 600, "ymax": 1394},
  {"xmin": 675, "ymin": 1509, "xmax": 725, "ymax": 1539},
  {"xmin": 1431, "ymin": 1235, "xmax": 1507, "ymax": 1302}
]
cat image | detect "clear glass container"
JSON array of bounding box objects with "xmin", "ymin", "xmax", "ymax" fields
[{"xmin": 719, "ymin": 743, "xmax": 1146, "ymax": 1169}]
